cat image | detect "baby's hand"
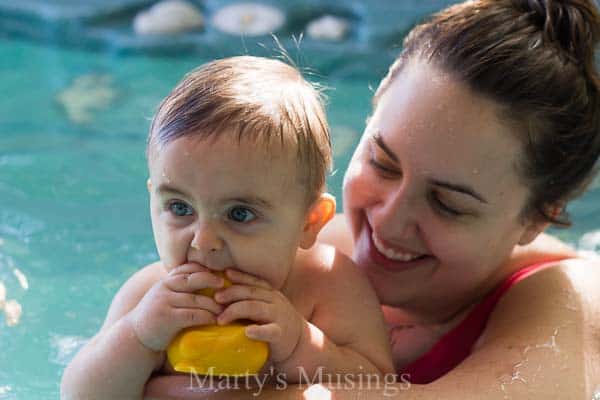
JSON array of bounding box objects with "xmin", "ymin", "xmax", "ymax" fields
[
  {"xmin": 127, "ymin": 263, "xmax": 224, "ymax": 352},
  {"xmin": 214, "ymin": 269, "xmax": 303, "ymax": 364}
]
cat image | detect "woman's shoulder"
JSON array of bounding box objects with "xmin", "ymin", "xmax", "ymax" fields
[
  {"xmin": 477, "ymin": 257, "xmax": 599, "ymax": 389},
  {"xmin": 514, "ymin": 257, "xmax": 600, "ymax": 308},
  {"xmin": 556, "ymin": 257, "xmax": 600, "ymax": 315},
  {"xmin": 489, "ymin": 257, "xmax": 600, "ymax": 329},
  {"xmin": 458, "ymin": 257, "xmax": 598, "ymax": 396}
]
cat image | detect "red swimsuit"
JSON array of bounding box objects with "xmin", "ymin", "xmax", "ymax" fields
[{"xmin": 399, "ymin": 262, "xmax": 556, "ymax": 384}]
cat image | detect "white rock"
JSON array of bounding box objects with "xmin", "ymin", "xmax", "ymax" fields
[
  {"xmin": 212, "ymin": 3, "xmax": 285, "ymax": 36},
  {"xmin": 4, "ymin": 299, "xmax": 21, "ymax": 327},
  {"xmin": 134, "ymin": 0, "xmax": 204, "ymax": 35},
  {"xmin": 56, "ymin": 74, "xmax": 116, "ymax": 124},
  {"xmin": 306, "ymin": 15, "xmax": 349, "ymax": 41}
]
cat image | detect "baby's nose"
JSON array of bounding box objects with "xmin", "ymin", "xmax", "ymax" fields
[{"xmin": 190, "ymin": 221, "xmax": 224, "ymax": 253}]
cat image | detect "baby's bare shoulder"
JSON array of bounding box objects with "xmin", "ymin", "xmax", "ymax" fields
[
  {"xmin": 296, "ymin": 243, "xmax": 346, "ymax": 279},
  {"xmin": 295, "ymin": 243, "xmax": 372, "ymax": 297},
  {"xmin": 294, "ymin": 244, "xmax": 389, "ymax": 362},
  {"xmin": 100, "ymin": 261, "xmax": 166, "ymax": 331}
]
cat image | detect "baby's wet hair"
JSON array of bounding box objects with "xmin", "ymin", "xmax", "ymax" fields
[{"xmin": 147, "ymin": 56, "xmax": 332, "ymax": 206}]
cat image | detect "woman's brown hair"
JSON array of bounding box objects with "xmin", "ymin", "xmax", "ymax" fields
[{"xmin": 376, "ymin": 0, "xmax": 600, "ymax": 226}]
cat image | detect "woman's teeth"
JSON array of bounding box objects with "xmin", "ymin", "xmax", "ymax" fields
[{"xmin": 372, "ymin": 232, "xmax": 424, "ymax": 262}]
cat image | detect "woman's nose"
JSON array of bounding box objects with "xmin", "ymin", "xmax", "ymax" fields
[
  {"xmin": 373, "ymin": 185, "xmax": 420, "ymax": 240},
  {"xmin": 190, "ymin": 220, "xmax": 224, "ymax": 253}
]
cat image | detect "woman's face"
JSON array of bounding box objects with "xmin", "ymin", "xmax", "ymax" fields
[{"xmin": 343, "ymin": 60, "xmax": 544, "ymax": 314}]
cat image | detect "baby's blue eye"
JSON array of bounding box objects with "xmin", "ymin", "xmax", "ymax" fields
[
  {"xmin": 228, "ymin": 206, "xmax": 256, "ymax": 223},
  {"xmin": 168, "ymin": 201, "xmax": 193, "ymax": 217}
]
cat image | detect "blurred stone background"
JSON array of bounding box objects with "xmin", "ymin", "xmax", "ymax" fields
[{"xmin": 0, "ymin": 0, "xmax": 459, "ymax": 79}]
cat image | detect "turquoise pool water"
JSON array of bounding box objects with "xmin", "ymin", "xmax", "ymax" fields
[{"xmin": 0, "ymin": 37, "xmax": 598, "ymax": 399}]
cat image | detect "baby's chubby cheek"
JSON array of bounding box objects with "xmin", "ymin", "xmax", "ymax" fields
[{"xmin": 153, "ymin": 233, "xmax": 187, "ymax": 270}]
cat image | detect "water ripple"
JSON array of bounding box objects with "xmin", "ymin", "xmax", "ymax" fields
[{"xmin": 49, "ymin": 334, "xmax": 89, "ymax": 367}]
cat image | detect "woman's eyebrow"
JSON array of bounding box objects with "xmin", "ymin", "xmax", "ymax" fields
[
  {"xmin": 429, "ymin": 179, "xmax": 489, "ymax": 204},
  {"xmin": 373, "ymin": 132, "xmax": 399, "ymax": 162}
]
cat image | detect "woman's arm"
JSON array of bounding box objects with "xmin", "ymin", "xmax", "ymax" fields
[{"xmin": 145, "ymin": 258, "xmax": 599, "ymax": 400}]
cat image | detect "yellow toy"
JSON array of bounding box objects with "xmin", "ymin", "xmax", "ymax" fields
[{"xmin": 166, "ymin": 272, "xmax": 269, "ymax": 376}]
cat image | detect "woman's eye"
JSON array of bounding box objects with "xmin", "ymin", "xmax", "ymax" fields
[
  {"xmin": 430, "ymin": 193, "xmax": 464, "ymax": 217},
  {"xmin": 368, "ymin": 157, "xmax": 399, "ymax": 176},
  {"xmin": 168, "ymin": 201, "xmax": 193, "ymax": 217},
  {"xmin": 228, "ymin": 206, "xmax": 257, "ymax": 223}
]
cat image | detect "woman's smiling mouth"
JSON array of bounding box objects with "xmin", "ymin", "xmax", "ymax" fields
[
  {"xmin": 371, "ymin": 232, "xmax": 426, "ymax": 262},
  {"xmin": 363, "ymin": 221, "xmax": 433, "ymax": 271}
]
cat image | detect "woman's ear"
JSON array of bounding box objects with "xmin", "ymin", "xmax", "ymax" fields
[
  {"xmin": 518, "ymin": 221, "xmax": 549, "ymax": 246},
  {"xmin": 517, "ymin": 204, "xmax": 561, "ymax": 245},
  {"xmin": 299, "ymin": 193, "xmax": 336, "ymax": 250},
  {"xmin": 147, "ymin": 178, "xmax": 152, "ymax": 193}
]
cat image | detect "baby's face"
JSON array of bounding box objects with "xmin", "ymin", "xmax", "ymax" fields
[{"xmin": 147, "ymin": 134, "xmax": 309, "ymax": 289}]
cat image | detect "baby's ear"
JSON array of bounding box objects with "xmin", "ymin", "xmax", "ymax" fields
[
  {"xmin": 146, "ymin": 178, "xmax": 152, "ymax": 193},
  {"xmin": 299, "ymin": 193, "xmax": 336, "ymax": 250}
]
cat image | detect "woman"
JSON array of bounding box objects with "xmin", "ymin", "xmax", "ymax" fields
[{"xmin": 145, "ymin": 0, "xmax": 600, "ymax": 398}]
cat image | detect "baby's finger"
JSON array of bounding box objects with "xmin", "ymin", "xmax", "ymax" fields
[
  {"xmin": 214, "ymin": 285, "xmax": 273, "ymax": 305},
  {"xmin": 224, "ymin": 269, "xmax": 271, "ymax": 289},
  {"xmin": 173, "ymin": 308, "xmax": 216, "ymax": 328},
  {"xmin": 168, "ymin": 263, "xmax": 210, "ymax": 276},
  {"xmin": 164, "ymin": 271, "xmax": 224, "ymax": 293},
  {"xmin": 168, "ymin": 292, "xmax": 223, "ymax": 314},
  {"xmin": 245, "ymin": 323, "xmax": 282, "ymax": 342},
  {"xmin": 217, "ymin": 300, "xmax": 271, "ymax": 325}
]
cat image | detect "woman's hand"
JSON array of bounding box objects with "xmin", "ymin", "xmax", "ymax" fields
[
  {"xmin": 214, "ymin": 269, "xmax": 303, "ymax": 364},
  {"xmin": 127, "ymin": 263, "xmax": 224, "ymax": 352}
]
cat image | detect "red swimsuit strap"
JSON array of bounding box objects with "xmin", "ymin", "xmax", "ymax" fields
[{"xmin": 399, "ymin": 261, "xmax": 558, "ymax": 384}]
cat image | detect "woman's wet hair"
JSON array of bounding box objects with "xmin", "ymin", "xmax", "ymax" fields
[
  {"xmin": 376, "ymin": 0, "xmax": 600, "ymax": 226},
  {"xmin": 147, "ymin": 56, "xmax": 332, "ymax": 206}
]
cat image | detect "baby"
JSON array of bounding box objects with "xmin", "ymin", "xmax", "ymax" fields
[{"xmin": 61, "ymin": 56, "xmax": 393, "ymax": 399}]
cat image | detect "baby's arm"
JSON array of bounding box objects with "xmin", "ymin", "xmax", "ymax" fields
[
  {"xmin": 215, "ymin": 245, "xmax": 394, "ymax": 382},
  {"xmin": 60, "ymin": 263, "xmax": 223, "ymax": 400}
]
